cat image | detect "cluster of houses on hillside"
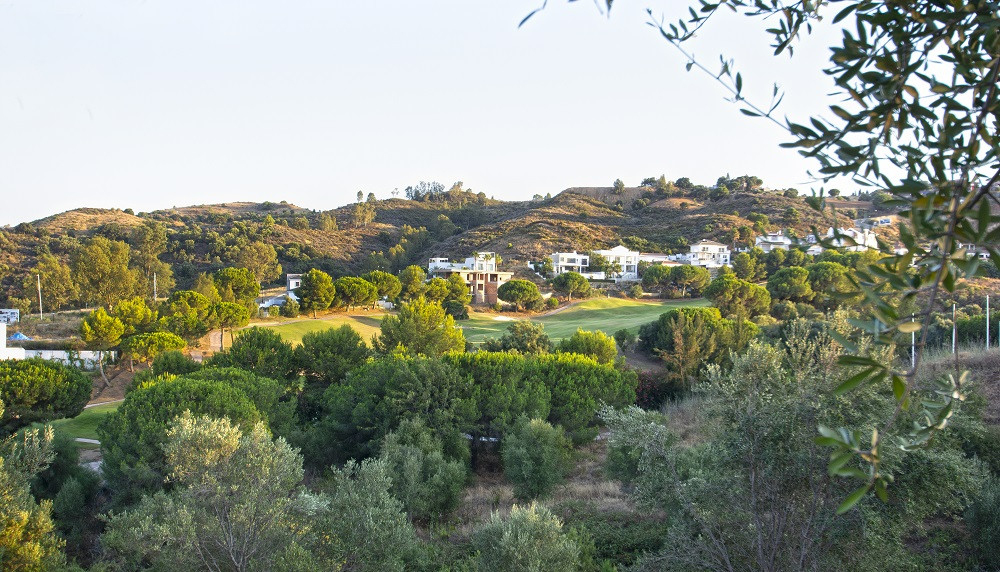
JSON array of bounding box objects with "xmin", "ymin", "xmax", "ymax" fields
[
  {"xmin": 414, "ymin": 226, "xmax": 893, "ymax": 303},
  {"xmin": 252, "ymin": 224, "xmax": 947, "ymax": 311}
]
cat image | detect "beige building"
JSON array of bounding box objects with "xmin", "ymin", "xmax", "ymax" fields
[{"xmin": 428, "ymin": 252, "xmax": 513, "ymax": 304}]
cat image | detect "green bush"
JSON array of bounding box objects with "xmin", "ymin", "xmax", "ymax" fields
[
  {"xmin": 316, "ymin": 355, "xmax": 478, "ymax": 465},
  {"xmin": 379, "ymin": 418, "xmax": 468, "ymax": 522},
  {"xmin": 473, "ymin": 503, "xmax": 580, "ymax": 572},
  {"xmin": 613, "ymin": 329, "xmax": 637, "ymax": 352},
  {"xmin": 966, "ymin": 478, "xmax": 1000, "ymax": 570},
  {"xmin": 443, "ymin": 299, "xmax": 470, "ymax": 320},
  {"xmin": 267, "ymin": 305, "xmax": 280, "ymax": 318},
  {"xmin": 482, "ymin": 321, "xmax": 552, "ymax": 355},
  {"xmin": 280, "ymin": 297, "xmax": 300, "ymax": 318},
  {"xmin": 295, "ymin": 325, "xmax": 370, "ymax": 385},
  {"xmin": 208, "ymin": 327, "xmax": 298, "ymax": 380},
  {"xmin": 151, "ymin": 350, "xmax": 201, "ymax": 376},
  {"xmin": 524, "ymin": 353, "xmax": 636, "ymax": 444},
  {"xmin": 443, "ymin": 352, "xmax": 551, "ymax": 438},
  {"xmin": 502, "ymin": 418, "xmax": 572, "ymax": 500},
  {"xmin": 557, "ymin": 329, "xmax": 618, "ymax": 364},
  {"xmin": 97, "ymin": 375, "xmax": 263, "ymax": 505},
  {"xmin": 0, "ymin": 358, "xmax": 92, "ymax": 435},
  {"xmin": 546, "ymin": 297, "xmax": 560, "ymax": 310}
]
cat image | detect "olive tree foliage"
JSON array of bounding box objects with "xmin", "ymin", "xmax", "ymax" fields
[
  {"xmin": 295, "ymin": 324, "xmax": 369, "ymax": 385},
  {"xmin": 501, "ymin": 417, "xmax": 573, "ymax": 500},
  {"xmin": 649, "ymin": 0, "xmax": 1000, "ymax": 508},
  {"xmin": 601, "ymin": 329, "xmax": 986, "ymax": 571},
  {"xmin": 102, "ymin": 414, "xmax": 323, "ymax": 572},
  {"xmin": 532, "ymin": 0, "xmax": 1000, "ymax": 505},
  {"xmin": 378, "ymin": 418, "xmax": 467, "ymax": 522},
  {"xmin": 0, "ymin": 403, "xmax": 65, "ymax": 571},
  {"xmin": 473, "ymin": 503, "xmax": 580, "ymax": 572}
]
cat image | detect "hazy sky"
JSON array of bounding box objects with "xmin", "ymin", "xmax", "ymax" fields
[{"xmin": 0, "ymin": 1, "xmax": 846, "ymax": 226}]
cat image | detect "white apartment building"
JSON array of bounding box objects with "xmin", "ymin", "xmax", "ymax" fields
[
  {"xmin": 549, "ymin": 251, "xmax": 590, "ymax": 275},
  {"xmin": 593, "ymin": 245, "xmax": 641, "ymax": 281},
  {"xmin": 754, "ymin": 232, "xmax": 793, "ymax": 253}
]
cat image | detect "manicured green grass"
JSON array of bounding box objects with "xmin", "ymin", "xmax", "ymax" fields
[
  {"xmin": 461, "ymin": 297, "xmax": 709, "ymax": 344},
  {"xmin": 255, "ymin": 312, "xmax": 387, "ymax": 346},
  {"xmin": 50, "ymin": 401, "xmax": 121, "ymax": 441}
]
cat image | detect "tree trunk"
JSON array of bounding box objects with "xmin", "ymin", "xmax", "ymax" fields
[{"xmin": 97, "ymin": 350, "xmax": 110, "ymax": 388}]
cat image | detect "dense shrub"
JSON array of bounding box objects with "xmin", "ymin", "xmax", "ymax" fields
[
  {"xmin": 443, "ymin": 352, "xmax": 550, "ymax": 438},
  {"xmin": 502, "ymin": 417, "xmax": 572, "ymax": 500},
  {"xmin": 557, "ymin": 329, "xmax": 618, "ymax": 364},
  {"xmin": 295, "ymin": 325, "xmax": 369, "ymax": 385},
  {"xmin": 482, "ymin": 320, "xmax": 552, "ymax": 354},
  {"xmin": 317, "ymin": 355, "xmax": 478, "ymax": 465},
  {"xmin": 613, "ymin": 329, "xmax": 637, "ymax": 352},
  {"xmin": 524, "ymin": 353, "xmax": 637, "ymax": 444},
  {"xmin": 634, "ymin": 371, "xmax": 676, "ymax": 410},
  {"xmin": 379, "ymin": 418, "xmax": 468, "ymax": 521},
  {"xmin": 279, "ymin": 297, "xmax": 300, "ymax": 318},
  {"xmin": 208, "ymin": 327, "xmax": 298, "ymax": 380},
  {"xmin": 473, "ymin": 503, "xmax": 580, "ymax": 572},
  {"xmin": 151, "ymin": 350, "xmax": 201, "ymax": 376},
  {"xmin": 0, "ymin": 358, "xmax": 91, "ymax": 435},
  {"xmin": 966, "ymin": 478, "xmax": 1000, "ymax": 570},
  {"xmin": 442, "ymin": 299, "xmax": 469, "ymax": 320}
]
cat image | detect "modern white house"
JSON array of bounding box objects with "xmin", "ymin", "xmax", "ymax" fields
[
  {"xmin": 427, "ymin": 252, "xmax": 514, "ymax": 304},
  {"xmin": 550, "ymin": 251, "xmax": 590, "ymax": 275},
  {"xmin": 754, "ymin": 232, "xmax": 794, "ymax": 253},
  {"xmin": 259, "ymin": 273, "xmax": 302, "ymax": 309},
  {"xmin": 593, "ymin": 245, "xmax": 641, "ymax": 281},
  {"xmin": 671, "ymin": 240, "xmax": 731, "ymax": 268}
]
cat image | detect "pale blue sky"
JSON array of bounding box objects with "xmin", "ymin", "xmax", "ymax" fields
[{"xmin": 0, "ymin": 1, "xmax": 845, "ymax": 225}]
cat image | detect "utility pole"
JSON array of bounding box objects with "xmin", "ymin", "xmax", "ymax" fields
[
  {"xmin": 987, "ymin": 295, "xmax": 991, "ymax": 350},
  {"xmin": 153, "ymin": 272, "xmax": 158, "ymax": 301},
  {"xmin": 911, "ymin": 313, "xmax": 915, "ymax": 369},
  {"xmin": 36, "ymin": 274, "xmax": 42, "ymax": 319},
  {"xmin": 952, "ymin": 303, "xmax": 957, "ymax": 355}
]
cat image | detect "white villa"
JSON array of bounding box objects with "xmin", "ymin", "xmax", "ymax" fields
[
  {"xmin": 260, "ymin": 273, "xmax": 302, "ymax": 309},
  {"xmin": 593, "ymin": 245, "xmax": 641, "ymax": 281},
  {"xmin": 427, "ymin": 252, "xmax": 513, "ymax": 304},
  {"xmin": 550, "ymin": 251, "xmax": 590, "ymax": 275},
  {"xmin": 671, "ymin": 240, "xmax": 731, "ymax": 268},
  {"xmin": 755, "ymin": 232, "xmax": 794, "ymax": 253}
]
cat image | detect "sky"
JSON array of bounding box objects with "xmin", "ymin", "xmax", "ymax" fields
[{"xmin": 0, "ymin": 1, "xmax": 848, "ymax": 226}]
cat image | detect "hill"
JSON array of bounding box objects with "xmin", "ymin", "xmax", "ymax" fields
[{"xmin": 0, "ymin": 177, "xmax": 892, "ymax": 305}]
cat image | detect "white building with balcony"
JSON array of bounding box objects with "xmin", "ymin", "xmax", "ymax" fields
[
  {"xmin": 549, "ymin": 251, "xmax": 590, "ymax": 275},
  {"xmin": 671, "ymin": 240, "xmax": 731, "ymax": 268},
  {"xmin": 755, "ymin": 232, "xmax": 793, "ymax": 253},
  {"xmin": 593, "ymin": 245, "xmax": 641, "ymax": 281}
]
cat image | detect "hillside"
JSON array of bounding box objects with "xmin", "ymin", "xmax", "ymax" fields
[{"xmin": 0, "ymin": 178, "xmax": 889, "ymax": 304}]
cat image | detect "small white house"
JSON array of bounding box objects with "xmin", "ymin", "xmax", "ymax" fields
[
  {"xmin": 259, "ymin": 274, "xmax": 302, "ymax": 309},
  {"xmin": 0, "ymin": 309, "xmax": 19, "ymax": 324},
  {"xmin": 593, "ymin": 245, "xmax": 641, "ymax": 281},
  {"xmin": 754, "ymin": 232, "xmax": 793, "ymax": 253},
  {"xmin": 427, "ymin": 253, "xmax": 513, "ymax": 305}
]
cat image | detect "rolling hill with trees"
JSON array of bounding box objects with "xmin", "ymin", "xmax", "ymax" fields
[{"xmin": 0, "ymin": 176, "xmax": 885, "ymax": 312}]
